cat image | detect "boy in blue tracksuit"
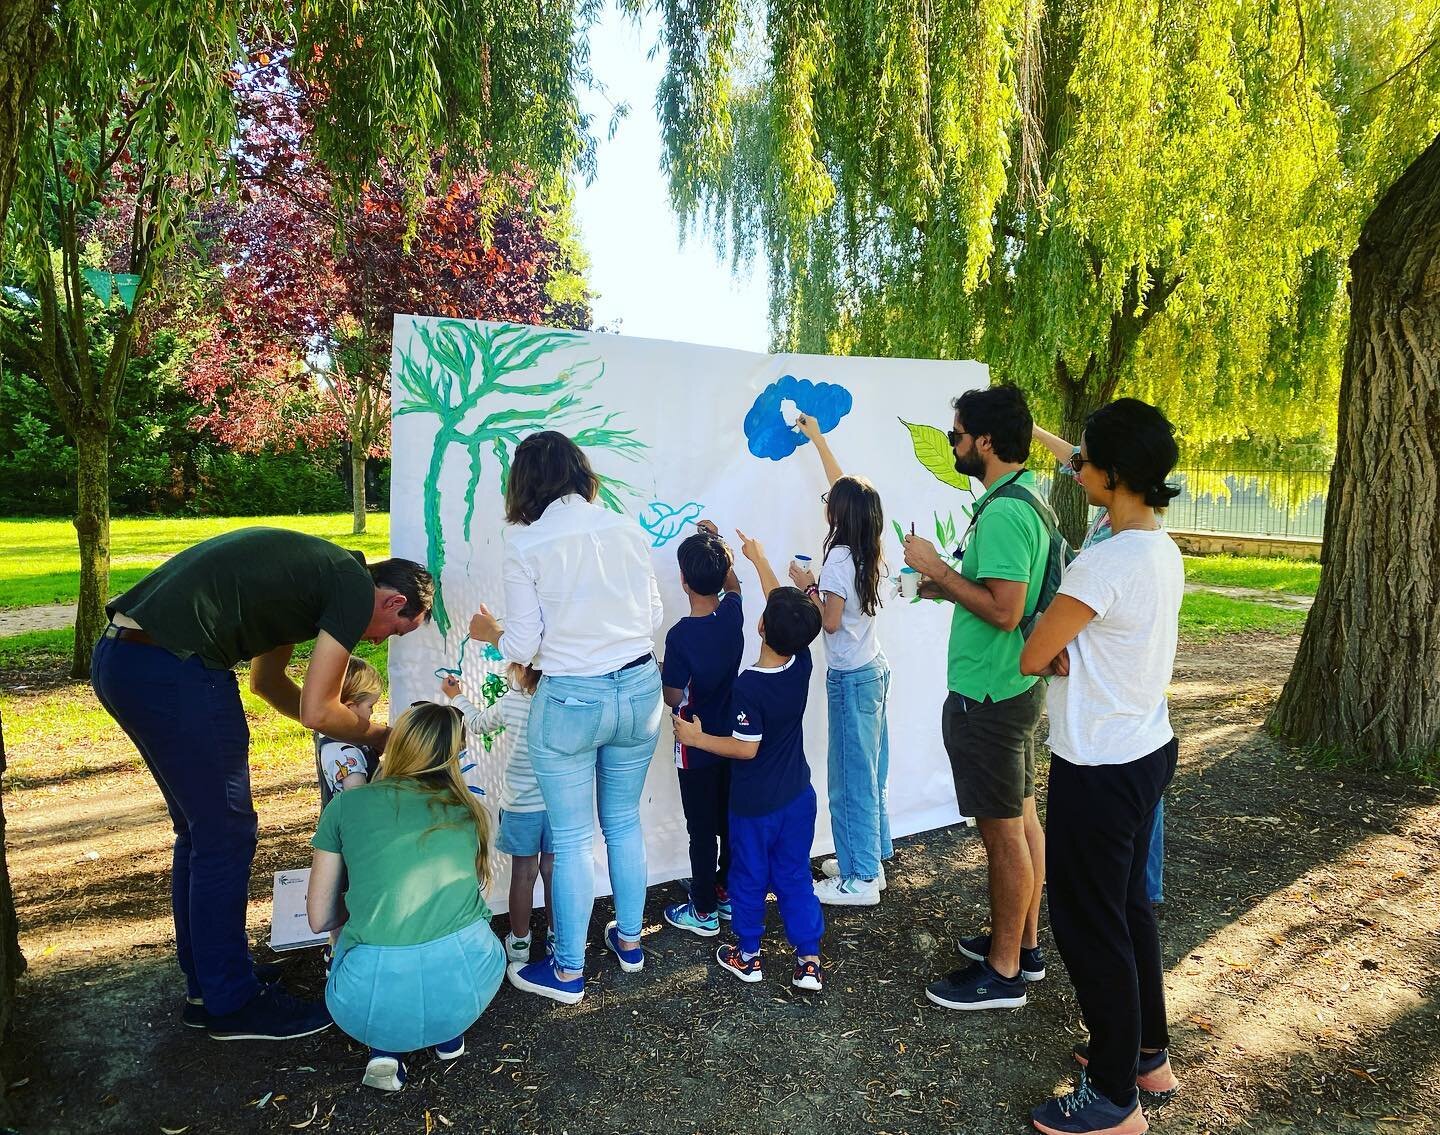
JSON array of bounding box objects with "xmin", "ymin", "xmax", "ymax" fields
[{"xmin": 672, "ymin": 529, "xmax": 826, "ymax": 992}]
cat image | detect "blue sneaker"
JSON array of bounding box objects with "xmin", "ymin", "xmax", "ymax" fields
[
  {"xmin": 434, "ymin": 1034, "xmax": 465, "ymax": 1061},
  {"xmin": 664, "ymin": 901, "xmax": 720, "ymax": 938},
  {"xmin": 958, "ymin": 933, "xmax": 1047, "ymax": 981},
  {"xmin": 924, "ymin": 960, "xmax": 1027, "ymax": 1011},
  {"xmin": 1031, "ymin": 1074, "xmax": 1147, "ymax": 1134},
  {"xmin": 715, "ymin": 884, "xmax": 733, "ymax": 921},
  {"xmin": 362, "ymin": 1051, "xmax": 407, "ymax": 1092},
  {"xmin": 605, "ymin": 921, "xmax": 645, "ymax": 972},
  {"xmin": 1073, "ymin": 1044, "xmax": 1179, "ymax": 1100},
  {"xmin": 507, "ymin": 956, "xmax": 584, "ymax": 1005},
  {"xmin": 206, "ymin": 984, "xmax": 332, "ymax": 1041},
  {"xmin": 181, "ymin": 962, "xmax": 287, "ymax": 1028}
]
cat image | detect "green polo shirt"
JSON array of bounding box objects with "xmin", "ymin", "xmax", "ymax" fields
[
  {"xmin": 107, "ymin": 527, "xmax": 373, "ymax": 669},
  {"xmin": 312, "ymin": 780, "xmax": 491, "ymax": 949},
  {"xmin": 947, "ymin": 470, "xmax": 1049, "ymax": 702}
]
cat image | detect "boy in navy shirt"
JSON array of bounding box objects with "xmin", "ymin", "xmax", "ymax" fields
[
  {"xmin": 673, "ymin": 530, "xmax": 826, "ymax": 991},
  {"xmin": 662, "ymin": 520, "xmax": 745, "ymax": 937}
]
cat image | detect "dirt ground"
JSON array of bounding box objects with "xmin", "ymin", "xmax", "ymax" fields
[{"xmin": 1, "ymin": 633, "xmax": 1436, "ymax": 1135}]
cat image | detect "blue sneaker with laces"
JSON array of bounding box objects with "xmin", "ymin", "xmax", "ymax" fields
[
  {"xmin": 605, "ymin": 921, "xmax": 645, "ymax": 972},
  {"xmin": 664, "ymin": 900, "xmax": 721, "ymax": 938},
  {"xmin": 1031, "ymin": 1073, "xmax": 1147, "ymax": 1134},
  {"xmin": 507, "ymin": 956, "xmax": 585, "ymax": 1005}
]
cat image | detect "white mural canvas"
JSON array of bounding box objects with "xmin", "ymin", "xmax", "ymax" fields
[{"xmin": 388, "ymin": 315, "xmax": 988, "ymax": 909}]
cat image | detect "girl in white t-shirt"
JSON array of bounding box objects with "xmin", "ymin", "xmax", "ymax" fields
[
  {"xmin": 1020, "ymin": 398, "xmax": 1183, "ymax": 1135},
  {"xmin": 788, "ymin": 414, "xmax": 891, "ymax": 907}
]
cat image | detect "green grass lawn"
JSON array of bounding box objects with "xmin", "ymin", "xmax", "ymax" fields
[
  {"xmin": 1181, "ymin": 554, "xmax": 1321, "ymax": 596},
  {"xmin": 0, "ymin": 513, "xmax": 391, "ymax": 609}
]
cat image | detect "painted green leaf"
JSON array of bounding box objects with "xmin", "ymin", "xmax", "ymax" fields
[{"xmin": 899, "ymin": 419, "xmax": 971, "ymax": 492}]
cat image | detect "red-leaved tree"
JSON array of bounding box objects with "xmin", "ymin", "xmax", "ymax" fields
[{"xmin": 186, "ymin": 54, "xmax": 591, "ymax": 531}]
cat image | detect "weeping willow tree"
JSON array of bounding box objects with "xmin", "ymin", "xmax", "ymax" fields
[{"xmin": 639, "ymin": 0, "xmax": 1440, "ymax": 544}]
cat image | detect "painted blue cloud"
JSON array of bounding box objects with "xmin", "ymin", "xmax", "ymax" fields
[{"xmin": 743, "ymin": 375, "xmax": 854, "ymax": 461}]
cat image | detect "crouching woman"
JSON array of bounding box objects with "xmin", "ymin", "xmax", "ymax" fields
[{"xmin": 307, "ymin": 701, "xmax": 504, "ymax": 1091}]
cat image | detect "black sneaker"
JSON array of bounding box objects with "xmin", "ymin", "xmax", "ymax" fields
[
  {"xmin": 957, "ymin": 933, "xmax": 1046, "ymax": 981},
  {"xmin": 206, "ymin": 985, "xmax": 332, "ymax": 1041},
  {"xmin": 180, "ymin": 962, "xmax": 288, "ymax": 1028},
  {"xmin": 925, "ymin": 960, "xmax": 1028, "ymax": 1011}
]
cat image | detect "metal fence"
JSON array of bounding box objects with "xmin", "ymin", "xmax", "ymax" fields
[{"xmin": 1037, "ymin": 467, "xmax": 1332, "ymax": 540}]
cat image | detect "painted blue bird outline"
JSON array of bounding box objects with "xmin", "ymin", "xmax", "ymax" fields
[{"xmin": 638, "ymin": 500, "xmax": 705, "ymax": 547}]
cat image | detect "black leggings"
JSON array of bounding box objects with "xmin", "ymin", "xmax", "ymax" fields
[
  {"xmin": 1046, "ymin": 738, "xmax": 1178, "ymax": 1106},
  {"xmin": 678, "ymin": 762, "xmax": 730, "ymax": 914}
]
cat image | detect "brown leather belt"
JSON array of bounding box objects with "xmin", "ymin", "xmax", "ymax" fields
[{"xmin": 104, "ymin": 623, "xmax": 158, "ymax": 646}]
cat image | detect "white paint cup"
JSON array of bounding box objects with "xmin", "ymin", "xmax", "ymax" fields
[
  {"xmin": 899, "ymin": 567, "xmax": 920, "ymax": 599},
  {"xmin": 792, "ymin": 554, "xmax": 813, "ymax": 578}
]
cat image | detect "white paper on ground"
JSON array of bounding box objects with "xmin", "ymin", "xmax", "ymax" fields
[{"xmin": 268, "ymin": 868, "xmax": 328, "ymax": 952}]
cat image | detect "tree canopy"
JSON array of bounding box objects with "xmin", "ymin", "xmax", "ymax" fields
[{"xmin": 639, "ymin": 0, "xmax": 1440, "ymax": 539}]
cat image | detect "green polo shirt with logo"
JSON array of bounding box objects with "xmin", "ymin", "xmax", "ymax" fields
[{"xmin": 947, "ymin": 470, "xmax": 1049, "ymax": 702}]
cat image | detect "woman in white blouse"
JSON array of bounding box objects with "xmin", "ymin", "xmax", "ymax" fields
[
  {"xmin": 1020, "ymin": 399, "xmax": 1184, "ymax": 1135},
  {"xmin": 469, "ymin": 431, "xmax": 664, "ymax": 1006}
]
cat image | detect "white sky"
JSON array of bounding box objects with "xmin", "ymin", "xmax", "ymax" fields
[{"xmin": 572, "ymin": 5, "xmax": 770, "ymax": 351}]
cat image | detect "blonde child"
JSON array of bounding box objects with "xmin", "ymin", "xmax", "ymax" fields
[
  {"xmin": 307, "ymin": 702, "xmax": 504, "ymax": 1091},
  {"xmin": 315, "ymin": 656, "xmax": 384, "ymax": 806},
  {"xmin": 441, "ymin": 664, "xmax": 554, "ymax": 963}
]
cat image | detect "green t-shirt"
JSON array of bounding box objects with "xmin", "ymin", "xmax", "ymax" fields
[
  {"xmin": 311, "ymin": 780, "xmax": 492, "ymax": 949},
  {"xmin": 947, "ymin": 470, "xmax": 1049, "ymax": 702},
  {"xmin": 108, "ymin": 527, "xmax": 374, "ymax": 669}
]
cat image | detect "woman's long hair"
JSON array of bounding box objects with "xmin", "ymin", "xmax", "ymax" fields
[
  {"xmin": 504, "ymin": 430, "xmax": 599, "ymax": 526},
  {"xmin": 823, "ymin": 475, "xmax": 886, "ymax": 617},
  {"xmin": 377, "ymin": 702, "xmax": 492, "ymax": 887}
]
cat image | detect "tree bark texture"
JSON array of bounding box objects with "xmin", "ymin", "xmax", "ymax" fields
[
  {"xmin": 71, "ymin": 426, "xmax": 111, "ymax": 680},
  {"xmin": 1269, "ymin": 131, "xmax": 1440, "ymax": 768},
  {"xmin": 0, "ymin": 0, "xmax": 50, "ymax": 234},
  {"xmin": 0, "ymin": 712, "xmax": 26, "ymax": 1124},
  {"xmin": 351, "ymin": 449, "xmax": 367, "ymax": 534}
]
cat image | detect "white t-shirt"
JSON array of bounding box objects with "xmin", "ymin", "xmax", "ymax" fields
[
  {"xmin": 1044, "ymin": 528, "xmax": 1183, "ymax": 766},
  {"xmin": 818, "ymin": 545, "xmax": 882, "ymax": 672}
]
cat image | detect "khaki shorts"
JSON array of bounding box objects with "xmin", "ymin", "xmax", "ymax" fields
[{"xmin": 942, "ymin": 682, "xmax": 1045, "ymax": 820}]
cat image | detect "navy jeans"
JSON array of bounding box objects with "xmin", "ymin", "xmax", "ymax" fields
[{"xmin": 91, "ymin": 632, "xmax": 260, "ymax": 1014}]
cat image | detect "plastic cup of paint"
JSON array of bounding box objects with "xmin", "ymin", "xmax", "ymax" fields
[
  {"xmin": 899, "ymin": 567, "xmax": 920, "ymax": 599},
  {"xmin": 792, "ymin": 554, "xmax": 813, "ymax": 577}
]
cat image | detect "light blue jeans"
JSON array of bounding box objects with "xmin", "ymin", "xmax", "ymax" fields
[
  {"xmin": 826, "ymin": 654, "xmax": 893, "ymax": 881},
  {"xmin": 527, "ymin": 661, "xmax": 663, "ymax": 973}
]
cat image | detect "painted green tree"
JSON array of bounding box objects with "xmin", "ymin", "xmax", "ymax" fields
[
  {"xmin": 638, "ymin": 0, "xmax": 1440, "ymax": 544},
  {"xmin": 393, "ymin": 319, "xmax": 646, "ymax": 635}
]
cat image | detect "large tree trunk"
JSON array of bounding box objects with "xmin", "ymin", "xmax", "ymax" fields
[
  {"xmin": 350, "ymin": 447, "xmax": 367, "ymax": 534},
  {"xmin": 0, "ymin": 712, "xmax": 26, "ymax": 1124},
  {"xmin": 1047, "ymin": 354, "xmax": 1124, "ymax": 549},
  {"xmin": 0, "ymin": 0, "xmax": 50, "ymax": 236},
  {"xmin": 71, "ymin": 425, "xmax": 111, "ymax": 680},
  {"xmin": 1269, "ymin": 131, "xmax": 1440, "ymax": 768}
]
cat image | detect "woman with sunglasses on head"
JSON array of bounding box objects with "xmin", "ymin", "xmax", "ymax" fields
[
  {"xmin": 1020, "ymin": 399, "xmax": 1183, "ymax": 1135},
  {"xmin": 1034, "ymin": 420, "xmax": 1168, "ymax": 910},
  {"xmin": 787, "ymin": 414, "xmax": 893, "ymax": 908},
  {"xmin": 467, "ymin": 430, "xmax": 664, "ymax": 1006},
  {"xmin": 307, "ymin": 701, "xmax": 504, "ymax": 1093}
]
